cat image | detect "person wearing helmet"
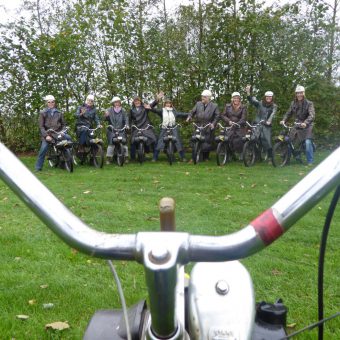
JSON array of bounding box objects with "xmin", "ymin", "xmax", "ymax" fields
[
  {"xmin": 75, "ymin": 94, "xmax": 102, "ymax": 151},
  {"xmin": 218, "ymin": 91, "xmax": 247, "ymax": 158},
  {"xmin": 35, "ymin": 95, "xmax": 71, "ymax": 171},
  {"xmin": 245, "ymin": 85, "xmax": 277, "ymax": 162},
  {"xmin": 280, "ymin": 85, "xmax": 315, "ymax": 165},
  {"xmin": 129, "ymin": 92, "xmax": 163, "ymax": 161},
  {"xmin": 186, "ymin": 90, "xmax": 220, "ymax": 161},
  {"xmin": 147, "ymin": 98, "xmax": 189, "ymax": 162},
  {"xmin": 104, "ymin": 96, "xmax": 129, "ymax": 164}
]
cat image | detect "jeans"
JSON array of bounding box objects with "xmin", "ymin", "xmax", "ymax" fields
[
  {"xmin": 35, "ymin": 134, "xmax": 72, "ymax": 171},
  {"xmin": 305, "ymin": 138, "xmax": 314, "ymax": 164}
]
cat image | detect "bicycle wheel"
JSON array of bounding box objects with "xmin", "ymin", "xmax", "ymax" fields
[
  {"xmin": 167, "ymin": 141, "xmax": 174, "ymax": 166},
  {"xmin": 116, "ymin": 144, "xmax": 125, "ymax": 167},
  {"xmin": 242, "ymin": 141, "xmax": 256, "ymax": 167},
  {"xmin": 137, "ymin": 142, "xmax": 145, "ymax": 164},
  {"xmin": 62, "ymin": 148, "xmax": 73, "ymax": 173},
  {"xmin": 216, "ymin": 142, "xmax": 228, "ymax": 166},
  {"xmin": 193, "ymin": 142, "xmax": 201, "ymax": 165},
  {"xmin": 47, "ymin": 146, "xmax": 59, "ymax": 168},
  {"xmin": 272, "ymin": 142, "xmax": 289, "ymax": 167},
  {"xmin": 92, "ymin": 144, "xmax": 104, "ymax": 168}
]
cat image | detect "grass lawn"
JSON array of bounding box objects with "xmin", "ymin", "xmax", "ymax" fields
[{"xmin": 0, "ymin": 149, "xmax": 339, "ymax": 339}]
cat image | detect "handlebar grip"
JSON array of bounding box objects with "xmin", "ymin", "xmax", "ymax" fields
[{"xmin": 159, "ymin": 198, "xmax": 176, "ymax": 232}]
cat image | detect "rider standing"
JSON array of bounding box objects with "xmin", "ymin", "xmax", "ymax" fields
[
  {"xmin": 280, "ymin": 85, "xmax": 315, "ymax": 165},
  {"xmin": 147, "ymin": 98, "xmax": 188, "ymax": 162},
  {"xmin": 245, "ymin": 85, "xmax": 277, "ymax": 162},
  {"xmin": 35, "ymin": 95, "xmax": 71, "ymax": 171},
  {"xmin": 75, "ymin": 94, "xmax": 101, "ymax": 152},
  {"xmin": 104, "ymin": 96, "xmax": 129, "ymax": 164},
  {"xmin": 219, "ymin": 92, "xmax": 247, "ymax": 158},
  {"xmin": 129, "ymin": 93, "xmax": 163, "ymax": 161},
  {"xmin": 186, "ymin": 90, "xmax": 220, "ymax": 161}
]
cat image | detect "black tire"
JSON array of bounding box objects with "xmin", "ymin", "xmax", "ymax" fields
[
  {"xmin": 272, "ymin": 142, "xmax": 289, "ymax": 167},
  {"xmin": 137, "ymin": 142, "xmax": 144, "ymax": 164},
  {"xmin": 63, "ymin": 148, "xmax": 74, "ymax": 173},
  {"xmin": 92, "ymin": 144, "xmax": 104, "ymax": 168},
  {"xmin": 193, "ymin": 141, "xmax": 201, "ymax": 165},
  {"xmin": 216, "ymin": 142, "xmax": 228, "ymax": 166},
  {"xmin": 167, "ymin": 141, "xmax": 174, "ymax": 166},
  {"xmin": 116, "ymin": 144, "xmax": 125, "ymax": 167},
  {"xmin": 47, "ymin": 146, "xmax": 59, "ymax": 168},
  {"xmin": 243, "ymin": 141, "xmax": 256, "ymax": 167}
]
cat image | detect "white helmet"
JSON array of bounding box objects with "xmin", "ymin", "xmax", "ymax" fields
[
  {"xmin": 111, "ymin": 96, "xmax": 121, "ymax": 103},
  {"xmin": 44, "ymin": 95, "xmax": 55, "ymax": 101},
  {"xmin": 86, "ymin": 94, "xmax": 95, "ymax": 101},
  {"xmin": 231, "ymin": 92, "xmax": 241, "ymax": 98},
  {"xmin": 295, "ymin": 85, "xmax": 305, "ymax": 93},
  {"xmin": 201, "ymin": 90, "xmax": 212, "ymax": 97},
  {"xmin": 265, "ymin": 91, "xmax": 274, "ymax": 97}
]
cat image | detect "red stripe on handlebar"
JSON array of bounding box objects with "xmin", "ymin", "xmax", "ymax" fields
[{"xmin": 251, "ymin": 209, "xmax": 284, "ymax": 245}]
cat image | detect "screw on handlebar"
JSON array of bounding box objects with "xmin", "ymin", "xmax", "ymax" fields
[{"xmin": 159, "ymin": 197, "xmax": 176, "ymax": 232}]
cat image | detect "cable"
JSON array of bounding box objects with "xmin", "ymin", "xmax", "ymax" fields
[
  {"xmin": 280, "ymin": 312, "xmax": 340, "ymax": 339},
  {"xmin": 107, "ymin": 260, "xmax": 132, "ymax": 340},
  {"xmin": 317, "ymin": 185, "xmax": 340, "ymax": 340}
]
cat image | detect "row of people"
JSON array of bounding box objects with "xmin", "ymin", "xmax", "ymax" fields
[{"xmin": 35, "ymin": 85, "xmax": 315, "ymax": 170}]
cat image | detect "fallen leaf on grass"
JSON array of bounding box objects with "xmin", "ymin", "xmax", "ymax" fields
[
  {"xmin": 16, "ymin": 315, "xmax": 29, "ymax": 320},
  {"xmin": 83, "ymin": 190, "xmax": 91, "ymax": 194},
  {"xmin": 40, "ymin": 284, "xmax": 48, "ymax": 289},
  {"xmin": 146, "ymin": 216, "xmax": 158, "ymax": 221},
  {"xmin": 271, "ymin": 269, "xmax": 282, "ymax": 276},
  {"xmin": 2, "ymin": 197, "xmax": 8, "ymax": 201},
  {"xmin": 287, "ymin": 323, "xmax": 297, "ymax": 328},
  {"xmin": 28, "ymin": 299, "xmax": 36, "ymax": 305},
  {"xmin": 71, "ymin": 248, "xmax": 78, "ymax": 255},
  {"xmin": 240, "ymin": 184, "xmax": 245, "ymax": 189},
  {"xmin": 224, "ymin": 195, "xmax": 232, "ymax": 200},
  {"xmin": 45, "ymin": 321, "xmax": 70, "ymax": 330},
  {"xmin": 251, "ymin": 183, "xmax": 257, "ymax": 188}
]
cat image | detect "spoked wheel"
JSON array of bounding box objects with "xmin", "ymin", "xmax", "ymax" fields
[
  {"xmin": 193, "ymin": 141, "xmax": 201, "ymax": 165},
  {"xmin": 242, "ymin": 141, "xmax": 256, "ymax": 167},
  {"xmin": 47, "ymin": 146, "xmax": 59, "ymax": 168},
  {"xmin": 62, "ymin": 148, "xmax": 74, "ymax": 173},
  {"xmin": 272, "ymin": 142, "xmax": 289, "ymax": 167},
  {"xmin": 137, "ymin": 142, "xmax": 145, "ymax": 164},
  {"xmin": 92, "ymin": 144, "xmax": 104, "ymax": 168},
  {"xmin": 167, "ymin": 141, "xmax": 174, "ymax": 166},
  {"xmin": 216, "ymin": 142, "xmax": 228, "ymax": 166},
  {"xmin": 116, "ymin": 144, "xmax": 125, "ymax": 167}
]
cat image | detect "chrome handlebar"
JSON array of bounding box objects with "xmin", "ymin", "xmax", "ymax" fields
[{"xmin": 0, "ymin": 142, "xmax": 339, "ymax": 262}]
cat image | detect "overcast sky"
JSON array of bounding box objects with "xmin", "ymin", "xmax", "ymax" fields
[{"xmin": 0, "ymin": 0, "xmax": 338, "ymax": 23}]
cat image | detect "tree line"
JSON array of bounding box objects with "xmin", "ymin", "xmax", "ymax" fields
[{"xmin": 0, "ymin": 0, "xmax": 339, "ymax": 152}]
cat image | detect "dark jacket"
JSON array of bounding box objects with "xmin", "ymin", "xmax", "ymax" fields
[
  {"xmin": 219, "ymin": 103, "xmax": 248, "ymax": 153},
  {"xmin": 283, "ymin": 99, "xmax": 315, "ymax": 126},
  {"xmin": 219, "ymin": 103, "xmax": 247, "ymax": 126},
  {"xmin": 130, "ymin": 101, "xmax": 158, "ymax": 145},
  {"xmin": 283, "ymin": 98, "xmax": 315, "ymax": 140},
  {"xmin": 105, "ymin": 107, "xmax": 129, "ymax": 145},
  {"xmin": 188, "ymin": 101, "xmax": 219, "ymax": 125},
  {"xmin": 105, "ymin": 107, "xmax": 129, "ymax": 129},
  {"xmin": 247, "ymin": 96, "xmax": 277, "ymax": 124},
  {"xmin": 38, "ymin": 107, "xmax": 66, "ymax": 140},
  {"xmin": 75, "ymin": 104, "xmax": 100, "ymax": 128}
]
